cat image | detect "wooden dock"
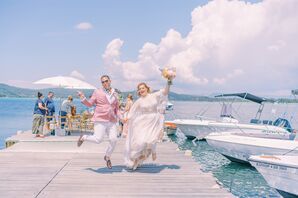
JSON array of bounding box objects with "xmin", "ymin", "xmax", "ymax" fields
[{"xmin": 0, "ymin": 131, "xmax": 234, "ymax": 198}]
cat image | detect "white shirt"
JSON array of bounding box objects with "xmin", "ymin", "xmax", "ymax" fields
[
  {"xmin": 61, "ymin": 100, "xmax": 74, "ymax": 113},
  {"xmin": 103, "ymin": 88, "xmax": 117, "ymax": 104}
]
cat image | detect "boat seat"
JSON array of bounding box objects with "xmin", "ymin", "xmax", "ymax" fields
[
  {"xmin": 250, "ymin": 119, "xmax": 262, "ymax": 124},
  {"xmin": 262, "ymin": 120, "xmax": 273, "ymax": 125}
]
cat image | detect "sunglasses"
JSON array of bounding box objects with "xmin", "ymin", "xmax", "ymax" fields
[{"xmin": 101, "ymin": 80, "xmax": 109, "ymax": 84}]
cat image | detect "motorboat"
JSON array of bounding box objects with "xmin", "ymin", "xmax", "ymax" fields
[
  {"xmin": 173, "ymin": 93, "xmax": 291, "ymax": 139},
  {"xmin": 166, "ymin": 101, "xmax": 174, "ymax": 110},
  {"xmin": 205, "ymin": 131, "xmax": 297, "ymax": 163},
  {"xmin": 249, "ymin": 155, "xmax": 298, "ymax": 198},
  {"xmin": 164, "ymin": 120, "xmax": 177, "ymax": 135},
  {"xmin": 174, "ymin": 117, "xmax": 291, "ymax": 140}
]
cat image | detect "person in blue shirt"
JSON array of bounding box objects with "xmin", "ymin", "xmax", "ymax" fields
[
  {"xmin": 32, "ymin": 92, "xmax": 48, "ymax": 137},
  {"xmin": 44, "ymin": 91, "xmax": 55, "ymax": 117},
  {"xmin": 44, "ymin": 91, "xmax": 55, "ymax": 134}
]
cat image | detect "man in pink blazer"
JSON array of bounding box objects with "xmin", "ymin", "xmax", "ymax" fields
[{"xmin": 77, "ymin": 75, "xmax": 120, "ymax": 169}]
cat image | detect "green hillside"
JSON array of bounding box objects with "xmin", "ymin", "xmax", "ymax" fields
[
  {"xmin": 1, "ymin": 83, "xmax": 296, "ymax": 102},
  {"xmin": 0, "ymin": 83, "xmax": 213, "ymax": 101}
]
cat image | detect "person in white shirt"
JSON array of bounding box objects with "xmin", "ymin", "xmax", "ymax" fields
[{"xmin": 59, "ymin": 95, "xmax": 75, "ymax": 129}]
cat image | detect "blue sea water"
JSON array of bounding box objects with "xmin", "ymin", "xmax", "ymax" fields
[
  {"xmin": 1, "ymin": 98, "xmax": 297, "ymax": 197},
  {"xmin": 0, "ymin": 97, "xmax": 86, "ymax": 148},
  {"xmin": 0, "ymin": 98, "xmax": 33, "ymax": 147},
  {"xmin": 169, "ymin": 136, "xmax": 280, "ymax": 197}
]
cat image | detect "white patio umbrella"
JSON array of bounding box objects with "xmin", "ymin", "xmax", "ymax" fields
[
  {"xmin": 33, "ymin": 75, "xmax": 96, "ymax": 110},
  {"xmin": 33, "ymin": 76, "xmax": 96, "ymax": 90}
]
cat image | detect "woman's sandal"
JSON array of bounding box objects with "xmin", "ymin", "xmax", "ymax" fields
[
  {"xmin": 132, "ymin": 159, "xmax": 139, "ymax": 170},
  {"xmin": 104, "ymin": 156, "xmax": 112, "ymax": 169}
]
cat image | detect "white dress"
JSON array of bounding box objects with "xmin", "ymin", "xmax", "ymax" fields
[{"xmin": 124, "ymin": 89, "xmax": 168, "ymax": 168}]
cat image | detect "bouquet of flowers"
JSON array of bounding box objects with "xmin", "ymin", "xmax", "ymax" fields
[{"xmin": 159, "ymin": 67, "xmax": 176, "ymax": 85}]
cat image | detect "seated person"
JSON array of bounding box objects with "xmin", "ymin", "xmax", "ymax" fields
[{"xmin": 59, "ymin": 95, "xmax": 75, "ymax": 129}]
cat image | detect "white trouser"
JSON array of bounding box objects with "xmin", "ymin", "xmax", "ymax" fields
[{"xmin": 82, "ymin": 121, "xmax": 118, "ymax": 157}]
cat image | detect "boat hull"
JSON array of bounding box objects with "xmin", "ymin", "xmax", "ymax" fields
[
  {"xmin": 174, "ymin": 119, "xmax": 227, "ymax": 139},
  {"xmin": 277, "ymin": 190, "xmax": 298, "ymax": 198},
  {"xmin": 206, "ymin": 134, "xmax": 298, "ymax": 163},
  {"xmin": 175, "ymin": 123, "xmax": 214, "ymax": 139},
  {"xmin": 174, "ymin": 119, "xmax": 289, "ymax": 140},
  {"xmin": 164, "ymin": 121, "xmax": 177, "ymax": 136},
  {"xmin": 164, "ymin": 127, "xmax": 176, "ymax": 135},
  {"xmin": 249, "ymin": 155, "xmax": 298, "ymax": 197}
]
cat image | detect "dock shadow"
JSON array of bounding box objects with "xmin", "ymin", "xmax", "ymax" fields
[{"xmin": 86, "ymin": 164, "xmax": 180, "ymax": 174}]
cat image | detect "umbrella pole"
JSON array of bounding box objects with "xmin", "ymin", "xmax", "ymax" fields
[{"xmin": 58, "ymin": 84, "xmax": 62, "ymax": 136}]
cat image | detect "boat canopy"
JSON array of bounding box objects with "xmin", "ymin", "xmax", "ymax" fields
[{"xmin": 215, "ymin": 93, "xmax": 267, "ymax": 104}]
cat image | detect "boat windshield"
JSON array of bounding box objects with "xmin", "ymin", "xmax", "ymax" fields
[{"xmin": 273, "ymin": 118, "xmax": 292, "ymax": 132}]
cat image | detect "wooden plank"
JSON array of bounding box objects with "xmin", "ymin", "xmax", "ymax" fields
[{"xmin": 0, "ymin": 131, "xmax": 234, "ymax": 198}]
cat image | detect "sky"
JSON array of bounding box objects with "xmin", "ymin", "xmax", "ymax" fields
[{"xmin": 1, "ymin": 0, "xmax": 297, "ymax": 97}]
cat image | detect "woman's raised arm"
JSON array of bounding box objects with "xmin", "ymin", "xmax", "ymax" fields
[{"xmin": 162, "ymin": 80, "xmax": 172, "ymax": 96}]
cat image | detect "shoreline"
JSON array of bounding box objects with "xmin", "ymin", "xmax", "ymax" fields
[{"xmin": 1, "ymin": 97, "xmax": 298, "ymax": 103}]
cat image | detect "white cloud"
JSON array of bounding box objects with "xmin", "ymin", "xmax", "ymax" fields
[
  {"xmin": 70, "ymin": 70, "xmax": 85, "ymax": 80},
  {"xmin": 102, "ymin": 0, "xmax": 298, "ymax": 95},
  {"xmin": 75, "ymin": 22, "xmax": 93, "ymax": 30},
  {"xmin": 267, "ymin": 40, "xmax": 286, "ymax": 51},
  {"xmin": 213, "ymin": 69, "xmax": 244, "ymax": 85}
]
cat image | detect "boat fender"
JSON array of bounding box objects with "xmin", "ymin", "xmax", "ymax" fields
[{"xmin": 185, "ymin": 150, "xmax": 192, "ymax": 156}]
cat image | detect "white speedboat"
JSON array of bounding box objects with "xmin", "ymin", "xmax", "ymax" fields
[
  {"xmin": 173, "ymin": 92, "xmax": 291, "ymax": 139},
  {"xmin": 173, "ymin": 117, "xmax": 215, "ymax": 138},
  {"xmin": 164, "ymin": 120, "xmax": 177, "ymax": 135},
  {"xmin": 249, "ymin": 155, "xmax": 298, "ymax": 198},
  {"xmin": 174, "ymin": 117, "xmax": 289, "ymax": 140},
  {"xmin": 166, "ymin": 101, "xmax": 174, "ymax": 110},
  {"xmin": 206, "ymin": 132, "xmax": 297, "ymax": 163}
]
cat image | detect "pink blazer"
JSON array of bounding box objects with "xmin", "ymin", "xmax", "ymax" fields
[{"xmin": 81, "ymin": 88, "xmax": 120, "ymax": 123}]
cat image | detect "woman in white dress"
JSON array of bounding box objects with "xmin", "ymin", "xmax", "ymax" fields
[{"xmin": 124, "ymin": 74, "xmax": 174, "ymax": 170}]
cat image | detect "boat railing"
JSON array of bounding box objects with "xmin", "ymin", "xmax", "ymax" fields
[{"xmin": 195, "ymin": 114, "xmax": 220, "ymax": 121}]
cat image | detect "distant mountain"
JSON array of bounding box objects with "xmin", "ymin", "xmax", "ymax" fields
[
  {"xmin": 0, "ymin": 83, "xmax": 215, "ymax": 101},
  {"xmin": 0, "ymin": 83, "xmax": 36, "ymax": 98},
  {"xmin": 1, "ymin": 83, "xmax": 296, "ymax": 102},
  {"xmin": 168, "ymin": 92, "xmax": 214, "ymax": 101},
  {"xmin": 0, "ymin": 83, "xmax": 94, "ymax": 99}
]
